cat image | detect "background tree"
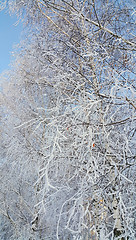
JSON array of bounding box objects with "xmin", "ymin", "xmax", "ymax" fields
[{"xmin": 0, "ymin": 0, "xmax": 136, "ymax": 239}]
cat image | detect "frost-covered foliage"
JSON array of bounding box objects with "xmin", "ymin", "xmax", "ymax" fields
[{"xmin": 0, "ymin": 0, "xmax": 136, "ymax": 239}]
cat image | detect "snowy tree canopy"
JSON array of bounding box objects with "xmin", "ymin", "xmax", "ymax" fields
[{"xmin": 0, "ymin": 0, "xmax": 136, "ymax": 239}]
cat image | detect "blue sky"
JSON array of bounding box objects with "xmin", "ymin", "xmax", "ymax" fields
[{"xmin": 0, "ymin": 10, "xmax": 23, "ymax": 74}]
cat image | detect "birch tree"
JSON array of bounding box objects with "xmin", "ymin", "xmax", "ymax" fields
[{"xmin": 0, "ymin": 0, "xmax": 136, "ymax": 239}]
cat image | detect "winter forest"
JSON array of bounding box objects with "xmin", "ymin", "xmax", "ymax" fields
[{"xmin": 0, "ymin": 0, "xmax": 136, "ymax": 239}]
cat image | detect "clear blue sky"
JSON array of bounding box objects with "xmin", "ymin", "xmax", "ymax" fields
[{"xmin": 0, "ymin": 10, "xmax": 23, "ymax": 74}]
